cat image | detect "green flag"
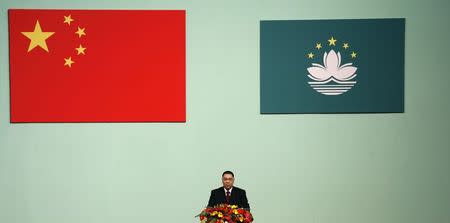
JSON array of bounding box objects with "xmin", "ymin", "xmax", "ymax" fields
[{"xmin": 260, "ymin": 19, "xmax": 405, "ymax": 113}]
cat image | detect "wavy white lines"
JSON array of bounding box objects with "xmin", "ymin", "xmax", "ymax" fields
[{"xmin": 308, "ymin": 77, "xmax": 356, "ymax": 96}]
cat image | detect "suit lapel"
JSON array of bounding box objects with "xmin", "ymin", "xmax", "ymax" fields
[
  {"xmin": 219, "ymin": 187, "xmax": 238, "ymax": 204},
  {"xmin": 219, "ymin": 188, "xmax": 227, "ymax": 203},
  {"xmin": 229, "ymin": 188, "xmax": 237, "ymax": 203}
]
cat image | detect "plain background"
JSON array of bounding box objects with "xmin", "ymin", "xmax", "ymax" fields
[{"xmin": 1, "ymin": 0, "xmax": 449, "ymax": 223}]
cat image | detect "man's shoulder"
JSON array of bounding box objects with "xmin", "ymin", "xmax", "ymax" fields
[
  {"xmin": 233, "ymin": 186, "xmax": 246, "ymax": 193},
  {"xmin": 211, "ymin": 187, "xmax": 222, "ymax": 193}
]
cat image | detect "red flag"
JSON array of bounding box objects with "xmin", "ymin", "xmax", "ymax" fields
[{"xmin": 8, "ymin": 9, "xmax": 185, "ymax": 123}]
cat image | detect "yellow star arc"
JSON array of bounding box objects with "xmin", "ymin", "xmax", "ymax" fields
[
  {"xmin": 75, "ymin": 44, "xmax": 87, "ymax": 55},
  {"xmin": 328, "ymin": 37, "xmax": 337, "ymax": 46},
  {"xmin": 343, "ymin": 43, "xmax": 349, "ymax": 49},
  {"xmin": 75, "ymin": 27, "xmax": 86, "ymax": 38},
  {"xmin": 21, "ymin": 20, "xmax": 55, "ymax": 52},
  {"xmin": 64, "ymin": 15, "xmax": 74, "ymax": 25},
  {"xmin": 64, "ymin": 57, "xmax": 75, "ymax": 67},
  {"xmin": 351, "ymin": 51, "xmax": 357, "ymax": 58},
  {"xmin": 307, "ymin": 52, "xmax": 314, "ymax": 59},
  {"xmin": 315, "ymin": 43, "xmax": 322, "ymax": 50}
]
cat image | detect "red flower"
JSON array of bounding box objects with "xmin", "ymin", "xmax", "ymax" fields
[{"xmin": 198, "ymin": 204, "xmax": 253, "ymax": 223}]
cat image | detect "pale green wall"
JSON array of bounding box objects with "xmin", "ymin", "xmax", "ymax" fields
[{"xmin": 1, "ymin": 0, "xmax": 449, "ymax": 223}]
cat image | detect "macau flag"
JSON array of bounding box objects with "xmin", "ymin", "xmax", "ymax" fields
[
  {"xmin": 9, "ymin": 9, "xmax": 185, "ymax": 123},
  {"xmin": 260, "ymin": 19, "xmax": 405, "ymax": 114}
]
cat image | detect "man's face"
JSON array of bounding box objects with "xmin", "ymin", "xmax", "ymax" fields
[{"xmin": 222, "ymin": 173, "xmax": 234, "ymax": 189}]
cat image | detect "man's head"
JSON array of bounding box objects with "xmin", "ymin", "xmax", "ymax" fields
[{"xmin": 222, "ymin": 171, "xmax": 235, "ymax": 189}]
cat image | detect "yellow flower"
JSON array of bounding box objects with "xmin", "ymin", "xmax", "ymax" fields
[
  {"xmin": 211, "ymin": 211, "xmax": 217, "ymax": 216},
  {"xmin": 231, "ymin": 205, "xmax": 238, "ymax": 209},
  {"xmin": 218, "ymin": 212, "xmax": 223, "ymax": 218},
  {"xmin": 239, "ymin": 216, "xmax": 244, "ymax": 222},
  {"xmin": 233, "ymin": 210, "xmax": 238, "ymax": 215}
]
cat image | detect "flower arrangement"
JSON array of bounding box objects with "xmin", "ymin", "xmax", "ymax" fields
[{"xmin": 199, "ymin": 204, "xmax": 253, "ymax": 223}]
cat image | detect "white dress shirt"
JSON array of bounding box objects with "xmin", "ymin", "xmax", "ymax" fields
[{"xmin": 224, "ymin": 187, "xmax": 233, "ymax": 196}]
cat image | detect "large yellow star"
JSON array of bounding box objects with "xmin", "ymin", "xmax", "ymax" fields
[
  {"xmin": 21, "ymin": 20, "xmax": 55, "ymax": 52},
  {"xmin": 328, "ymin": 37, "xmax": 337, "ymax": 46},
  {"xmin": 64, "ymin": 57, "xmax": 75, "ymax": 67},
  {"xmin": 75, "ymin": 44, "xmax": 86, "ymax": 55},
  {"xmin": 63, "ymin": 15, "xmax": 74, "ymax": 25},
  {"xmin": 75, "ymin": 27, "xmax": 86, "ymax": 38}
]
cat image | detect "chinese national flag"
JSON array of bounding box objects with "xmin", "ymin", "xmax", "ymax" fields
[{"xmin": 8, "ymin": 9, "xmax": 185, "ymax": 123}]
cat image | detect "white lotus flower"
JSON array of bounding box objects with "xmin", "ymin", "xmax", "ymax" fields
[{"xmin": 307, "ymin": 50, "xmax": 357, "ymax": 81}]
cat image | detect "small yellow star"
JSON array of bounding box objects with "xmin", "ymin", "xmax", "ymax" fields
[
  {"xmin": 63, "ymin": 15, "xmax": 74, "ymax": 25},
  {"xmin": 75, "ymin": 27, "xmax": 86, "ymax": 38},
  {"xmin": 343, "ymin": 43, "xmax": 349, "ymax": 49},
  {"xmin": 307, "ymin": 52, "xmax": 314, "ymax": 59},
  {"xmin": 351, "ymin": 51, "xmax": 357, "ymax": 58},
  {"xmin": 75, "ymin": 44, "xmax": 86, "ymax": 55},
  {"xmin": 64, "ymin": 57, "xmax": 75, "ymax": 67},
  {"xmin": 315, "ymin": 43, "xmax": 322, "ymax": 50},
  {"xmin": 328, "ymin": 37, "xmax": 337, "ymax": 46},
  {"xmin": 21, "ymin": 20, "xmax": 55, "ymax": 52}
]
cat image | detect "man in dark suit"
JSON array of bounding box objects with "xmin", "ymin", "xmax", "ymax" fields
[{"xmin": 207, "ymin": 171, "xmax": 250, "ymax": 210}]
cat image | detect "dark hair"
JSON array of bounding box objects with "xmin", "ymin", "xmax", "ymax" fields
[{"xmin": 222, "ymin": 171, "xmax": 234, "ymax": 177}]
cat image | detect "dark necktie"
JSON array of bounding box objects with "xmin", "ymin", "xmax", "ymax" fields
[{"xmin": 226, "ymin": 189, "xmax": 231, "ymax": 204}]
